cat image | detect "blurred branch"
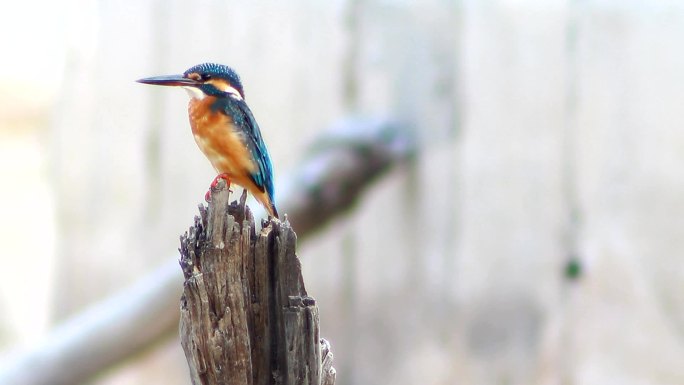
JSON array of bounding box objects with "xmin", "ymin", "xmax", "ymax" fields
[
  {"xmin": 0, "ymin": 117, "xmax": 413, "ymax": 385},
  {"xmin": 279, "ymin": 117, "xmax": 414, "ymax": 234}
]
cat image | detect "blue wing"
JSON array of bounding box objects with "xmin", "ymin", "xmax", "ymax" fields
[{"xmin": 212, "ymin": 97, "xmax": 277, "ymax": 210}]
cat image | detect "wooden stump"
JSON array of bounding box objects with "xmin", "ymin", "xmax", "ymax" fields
[{"xmin": 178, "ymin": 182, "xmax": 335, "ymax": 385}]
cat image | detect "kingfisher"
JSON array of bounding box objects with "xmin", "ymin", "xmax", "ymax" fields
[{"xmin": 137, "ymin": 63, "xmax": 279, "ymax": 218}]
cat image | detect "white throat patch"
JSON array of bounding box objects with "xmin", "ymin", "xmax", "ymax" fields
[
  {"xmin": 183, "ymin": 86, "xmax": 205, "ymax": 100},
  {"xmin": 182, "ymin": 84, "xmax": 243, "ymax": 101}
]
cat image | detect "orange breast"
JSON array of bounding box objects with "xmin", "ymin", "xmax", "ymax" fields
[{"xmin": 188, "ymin": 97, "xmax": 256, "ymax": 187}]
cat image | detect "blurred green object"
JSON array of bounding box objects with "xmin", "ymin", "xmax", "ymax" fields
[{"xmin": 564, "ymin": 256, "xmax": 582, "ymax": 281}]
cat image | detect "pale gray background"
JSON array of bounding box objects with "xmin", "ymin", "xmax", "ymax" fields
[{"xmin": 1, "ymin": 1, "xmax": 683, "ymax": 384}]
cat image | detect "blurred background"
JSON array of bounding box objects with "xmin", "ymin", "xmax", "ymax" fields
[{"xmin": 1, "ymin": 0, "xmax": 684, "ymax": 384}]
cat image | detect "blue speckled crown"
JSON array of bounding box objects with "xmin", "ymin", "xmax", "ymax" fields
[{"xmin": 184, "ymin": 63, "xmax": 244, "ymax": 97}]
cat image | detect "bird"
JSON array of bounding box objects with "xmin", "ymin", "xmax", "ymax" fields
[{"xmin": 137, "ymin": 63, "xmax": 279, "ymax": 218}]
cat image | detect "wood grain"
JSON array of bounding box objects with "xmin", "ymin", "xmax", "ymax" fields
[{"xmin": 179, "ymin": 183, "xmax": 335, "ymax": 385}]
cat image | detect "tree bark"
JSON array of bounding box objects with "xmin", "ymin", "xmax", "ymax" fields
[{"xmin": 178, "ymin": 183, "xmax": 335, "ymax": 385}]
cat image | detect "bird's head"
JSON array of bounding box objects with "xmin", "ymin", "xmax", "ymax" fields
[{"xmin": 137, "ymin": 62, "xmax": 245, "ymax": 100}]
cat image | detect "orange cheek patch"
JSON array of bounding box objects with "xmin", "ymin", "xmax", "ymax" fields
[{"xmin": 207, "ymin": 79, "xmax": 242, "ymax": 99}]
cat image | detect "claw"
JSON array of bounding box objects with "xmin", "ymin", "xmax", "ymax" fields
[
  {"xmin": 210, "ymin": 173, "xmax": 231, "ymax": 189},
  {"xmin": 205, "ymin": 173, "xmax": 232, "ymax": 202}
]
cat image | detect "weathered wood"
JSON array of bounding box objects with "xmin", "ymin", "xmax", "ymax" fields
[
  {"xmin": 320, "ymin": 339, "xmax": 336, "ymax": 385},
  {"xmin": 179, "ymin": 182, "xmax": 335, "ymax": 385}
]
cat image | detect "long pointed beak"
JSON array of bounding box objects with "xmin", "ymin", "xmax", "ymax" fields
[{"xmin": 136, "ymin": 74, "xmax": 199, "ymax": 87}]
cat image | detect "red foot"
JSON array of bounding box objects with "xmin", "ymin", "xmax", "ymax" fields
[
  {"xmin": 205, "ymin": 173, "xmax": 232, "ymax": 202},
  {"xmin": 210, "ymin": 173, "xmax": 232, "ymax": 189}
]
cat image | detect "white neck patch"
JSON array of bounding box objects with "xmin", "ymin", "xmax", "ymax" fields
[{"xmin": 222, "ymin": 86, "xmax": 243, "ymax": 101}]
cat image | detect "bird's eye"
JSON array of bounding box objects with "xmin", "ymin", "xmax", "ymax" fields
[{"xmin": 201, "ymin": 74, "xmax": 212, "ymax": 81}]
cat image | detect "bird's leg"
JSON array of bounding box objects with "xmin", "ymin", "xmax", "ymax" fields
[{"xmin": 205, "ymin": 173, "xmax": 232, "ymax": 202}]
